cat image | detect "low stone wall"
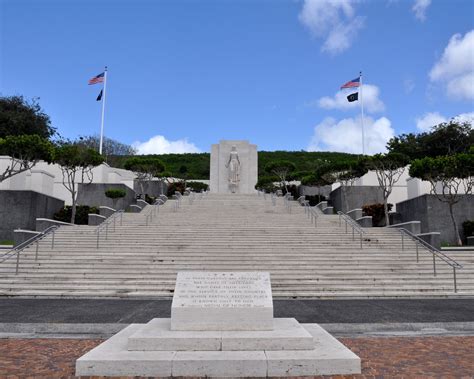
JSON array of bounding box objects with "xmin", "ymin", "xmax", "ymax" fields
[
  {"xmin": 0, "ymin": 190, "xmax": 64, "ymax": 241},
  {"xmin": 396, "ymin": 194, "xmax": 474, "ymax": 245},
  {"xmin": 77, "ymin": 183, "xmax": 136, "ymax": 211},
  {"xmin": 329, "ymin": 186, "xmax": 384, "ymax": 213}
]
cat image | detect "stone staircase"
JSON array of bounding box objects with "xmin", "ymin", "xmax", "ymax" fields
[{"xmin": 0, "ymin": 193, "xmax": 472, "ymax": 298}]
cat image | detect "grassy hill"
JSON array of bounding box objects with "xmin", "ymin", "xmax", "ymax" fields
[{"xmin": 107, "ymin": 150, "xmax": 357, "ymax": 180}]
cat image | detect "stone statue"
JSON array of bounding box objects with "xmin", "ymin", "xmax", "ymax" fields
[{"xmin": 225, "ymin": 146, "xmax": 241, "ymax": 193}]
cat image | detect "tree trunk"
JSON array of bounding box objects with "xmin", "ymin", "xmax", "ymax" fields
[
  {"xmin": 448, "ymin": 202, "xmax": 462, "ymax": 246},
  {"xmin": 70, "ymin": 199, "xmax": 77, "ymax": 224},
  {"xmin": 383, "ymin": 198, "xmax": 390, "ymax": 227}
]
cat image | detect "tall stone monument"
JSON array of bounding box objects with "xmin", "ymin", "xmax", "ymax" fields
[
  {"xmin": 76, "ymin": 271, "xmax": 361, "ymax": 377},
  {"xmin": 210, "ymin": 140, "xmax": 257, "ymax": 194}
]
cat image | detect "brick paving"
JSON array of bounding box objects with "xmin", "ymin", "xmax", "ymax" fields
[{"xmin": 0, "ymin": 336, "xmax": 473, "ymax": 378}]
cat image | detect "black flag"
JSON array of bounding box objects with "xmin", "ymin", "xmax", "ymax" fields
[
  {"xmin": 347, "ymin": 92, "xmax": 358, "ymax": 102},
  {"xmin": 96, "ymin": 89, "xmax": 103, "ymax": 101}
]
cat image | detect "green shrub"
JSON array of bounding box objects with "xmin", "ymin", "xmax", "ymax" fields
[
  {"xmin": 304, "ymin": 195, "xmax": 326, "ymax": 206},
  {"xmin": 54, "ymin": 205, "xmax": 99, "ymax": 225},
  {"xmin": 362, "ymin": 203, "xmax": 393, "ymax": 227},
  {"xmin": 463, "ymin": 220, "xmax": 474, "ymax": 242},
  {"xmin": 105, "ymin": 188, "xmax": 126, "ymax": 199},
  {"xmin": 187, "ymin": 181, "xmax": 209, "ymax": 192},
  {"xmin": 167, "ymin": 181, "xmax": 186, "ymax": 197},
  {"xmin": 145, "ymin": 194, "xmax": 156, "ymax": 204},
  {"xmin": 255, "ymin": 176, "xmax": 279, "ymax": 193},
  {"xmin": 282, "ymin": 184, "xmax": 299, "ymax": 198}
]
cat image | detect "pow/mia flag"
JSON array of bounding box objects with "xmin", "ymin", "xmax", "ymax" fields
[{"xmin": 347, "ymin": 92, "xmax": 358, "ymax": 102}]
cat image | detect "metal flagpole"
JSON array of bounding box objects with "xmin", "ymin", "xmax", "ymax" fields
[
  {"xmin": 359, "ymin": 71, "xmax": 365, "ymax": 155},
  {"xmin": 99, "ymin": 66, "xmax": 108, "ymax": 155}
]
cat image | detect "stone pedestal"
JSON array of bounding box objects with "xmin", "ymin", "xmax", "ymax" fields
[
  {"xmin": 210, "ymin": 140, "xmax": 257, "ymax": 194},
  {"xmin": 76, "ymin": 271, "xmax": 361, "ymax": 377}
]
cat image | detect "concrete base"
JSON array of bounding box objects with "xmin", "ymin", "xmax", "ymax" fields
[{"xmin": 76, "ymin": 321, "xmax": 361, "ymax": 377}]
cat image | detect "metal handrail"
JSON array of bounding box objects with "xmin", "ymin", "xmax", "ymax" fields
[
  {"xmin": 337, "ymin": 211, "xmax": 365, "ymax": 249},
  {"xmin": 94, "ymin": 210, "xmax": 124, "ymax": 248},
  {"xmin": 395, "ymin": 227, "xmax": 462, "ymax": 292},
  {"xmin": 0, "ymin": 225, "xmax": 59, "ymax": 274}
]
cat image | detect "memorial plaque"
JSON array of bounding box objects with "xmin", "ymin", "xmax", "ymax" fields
[{"xmin": 171, "ymin": 272, "xmax": 273, "ymax": 331}]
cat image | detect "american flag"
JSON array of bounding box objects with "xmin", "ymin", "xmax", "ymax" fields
[
  {"xmin": 340, "ymin": 77, "xmax": 360, "ymax": 89},
  {"xmin": 88, "ymin": 72, "xmax": 104, "ymax": 85}
]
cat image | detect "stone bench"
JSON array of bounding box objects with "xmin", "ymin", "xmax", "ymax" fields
[
  {"xmin": 99, "ymin": 206, "xmax": 117, "ymax": 218},
  {"xmin": 35, "ymin": 218, "xmax": 74, "ymax": 232},
  {"xmin": 417, "ymin": 232, "xmax": 441, "ymax": 249},
  {"xmin": 13, "ymin": 229, "xmax": 41, "ymax": 246},
  {"xmin": 356, "ymin": 216, "xmax": 373, "ymax": 227},
  {"xmin": 128, "ymin": 204, "xmax": 142, "ymax": 213},
  {"xmin": 346, "ymin": 209, "xmax": 362, "ymax": 221}
]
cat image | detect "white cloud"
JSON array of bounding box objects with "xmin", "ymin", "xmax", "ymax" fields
[
  {"xmin": 415, "ymin": 111, "xmax": 474, "ymax": 131},
  {"xmin": 132, "ymin": 135, "xmax": 201, "ymax": 155},
  {"xmin": 416, "ymin": 112, "xmax": 447, "ymax": 131},
  {"xmin": 318, "ymin": 84, "xmax": 385, "ymax": 113},
  {"xmin": 403, "ymin": 78, "xmax": 415, "ymax": 94},
  {"xmin": 429, "ymin": 30, "xmax": 474, "ymax": 100},
  {"xmin": 298, "ymin": 0, "xmax": 364, "ymax": 55},
  {"xmin": 307, "ymin": 116, "xmax": 394, "ymax": 154},
  {"xmin": 412, "ymin": 0, "xmax": 431, "ymax": 21}
]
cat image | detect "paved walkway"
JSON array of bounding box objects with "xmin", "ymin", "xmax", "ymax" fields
[
  {"xmin": 1, "ymin": 298, "xmax": 474, "ymax": 323},
  {"xmin": 0, "ymin": 336, "xmax": 473, "ymax": 378}
]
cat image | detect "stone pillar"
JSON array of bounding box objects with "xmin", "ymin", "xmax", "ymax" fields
[{"xmin": 210, "ymin": 140, "xmax": 257, "ymax": 194}]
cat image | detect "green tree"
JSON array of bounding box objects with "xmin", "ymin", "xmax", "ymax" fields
[
  {"xmin": 77, "ymin": 135, "xmax": 137, "ymax": 156},
  {"xmin": 387, "ymin": 120, "xmax": 473, "ymax": 159},
  {"xmin": 124, "ymin": 156, "xmax": 165, "ymax": 195},
  {"xmin": 0, "ymin": 96, "xmax": 56, "ymax": 139},
  {"xmin": 409, "ymin": 153, "xmax": 474, "ymax": 246},
  {"xmin": 264, "ymin": 160, "xmax": 296, "ymax": 192},
  {"xmin": 0, "ymin": 135, "xmax": 54, "ymax": 182},
  {"xmin": 54, "ymin": 142, "xmax": 104, "ymax": 223},
  {"xmin": 366, "ymin": 153, "xmax": 410, "ymax": 226}
]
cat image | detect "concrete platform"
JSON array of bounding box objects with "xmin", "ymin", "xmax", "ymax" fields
[
  {"xmin": 76, "ymin": 322, "xmax": 361, "ymax": 377},
  {"xmin": 128, "ymin": 318, "xmax": 314, "ymax": 351}
]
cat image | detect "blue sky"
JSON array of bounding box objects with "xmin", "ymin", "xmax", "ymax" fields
[{"xmin": 1, "ymin": 0, "xmax": 473, "ymax": 154}]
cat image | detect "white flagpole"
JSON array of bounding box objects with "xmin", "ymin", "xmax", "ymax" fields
[
  {"xmin": 359, "ymin": 71, "xmax": 365, "ymax": 155},
  {"xmin": 99, "ymin": 66, "xmax": 108, "ymax": 155}
]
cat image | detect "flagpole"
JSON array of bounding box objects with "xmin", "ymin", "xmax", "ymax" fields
[
  {"xmin": 359, "ymin": 71, "xmax": 365, "ymax": 155},
  {"xmin": 99, "ymin": 66, "xmax": 108, "ymax": 155}
]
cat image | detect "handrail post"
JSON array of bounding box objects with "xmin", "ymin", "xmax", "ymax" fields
[
  {"xmin": 113, "ymin": 216, "xmax": 116, "ymax": 231},
  {"xmin": 360, "ymin": 233, "xmax": 362, "ymax": 249},
  {"xmin": 96, "ymin": 228, "xmax": 100, "ymax": 249},
  {"xmin": 339, "ymin": 213, "xmax": 341, "ymax": 227},
  {"xmin": 352, "ymin": 226, "xmax": 355, "ymax": 241},
  {"xmin": 120, "ymin": 212, "xmax": 123, "ymax": 226},
  {"xmin": 401, "ymin": 232, "xmax": 404, "ymax": 251},
  {"xmin": 35, "ymin": 241, "xmax": 39, "ymax": 261},
  {"xmin": 345, "ymin": 219, "xmax": 348, "ymax": 234},
  {"xmin": 453, "ymin": 267, "xmax": 457, "ymax": 293},
  {"xmin": 51, "ymin": 230, "xmax": 55, "ymax": 249},
  {"xmin": 15, "ymin": 252, "xmax": 20, "ymax": 275},
  {"xmin": 433, "ymin": 254, "xmax": 436, "ymax": 276},
  {"xmin": 416, "ymin": 241, "xmax": 419, "ymax": 262}
]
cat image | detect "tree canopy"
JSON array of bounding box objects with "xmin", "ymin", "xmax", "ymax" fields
[
  {"xmin": 387, "ymin": 120, "xmax": 473, "ymax": 160},
  {"xmin": 78, "ymin": 135, "xmax": 137, "ymax": 156},
  {"xmin": 0, "ymin": 135, "xmax": 54, "ymax": 182},
  {"xmin": 0, "ymin": 96, "xmax": 56, "ymax": 139}
]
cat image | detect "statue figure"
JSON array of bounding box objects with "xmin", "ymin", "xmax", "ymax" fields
[{"xmin": 225, "ymin": 146, "xmax": 241, "ymax": 193}]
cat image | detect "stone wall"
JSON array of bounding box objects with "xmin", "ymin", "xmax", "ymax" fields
[
  {"xmin": 77, "ymin": 183, "xmax": 136, "ymax": 211},
  {"xmin": 0, "ymin": 190, "xmax": 64, "ymax": 241},
  {"xmin": 329, "ymin": 186, "xmax": 384, "ymax": 213},
  {"xmin": 298, "ymin": 185, "xmax": 332, "ymax": 198},
  {"xmin": 396, "ymin": 194, "xmax": 474, "ymax": 245}
]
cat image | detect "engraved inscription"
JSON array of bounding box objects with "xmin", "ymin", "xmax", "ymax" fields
[{"xmin": 173, "ymin": 272, "xmax": 272, "ymax": 309}]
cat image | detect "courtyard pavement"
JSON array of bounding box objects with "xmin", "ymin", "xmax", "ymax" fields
[{"xmin": 1, "ymin": 298, "xmax": 474, "ymax": 377}]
